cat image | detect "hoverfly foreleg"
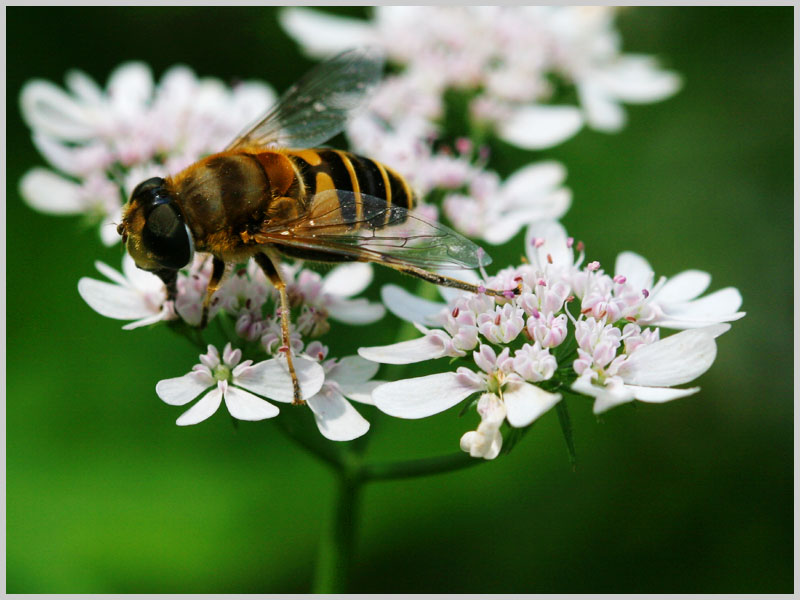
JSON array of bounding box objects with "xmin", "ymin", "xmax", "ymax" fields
[
  {"xmin": 254, "ymin": 252, "xmax": 304, "ymax": 405},
  {"xmin": 153, "ymin": 268, "xmax": 179, "ymax": 302},
  {"xmin": 200, "ymin": 257, "xmax": 227, "ymax": 329},
  {"xmin": 394, "ymin": 265, "xmax": 522, "ymax": 299}
]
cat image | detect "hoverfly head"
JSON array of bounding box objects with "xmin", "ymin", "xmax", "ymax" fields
[{"xmin": 123, "ymin": 177, "xmax": 194, "ymax": 274}]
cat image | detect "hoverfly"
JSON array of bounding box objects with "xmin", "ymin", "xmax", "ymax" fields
[{"xmin": 118, "ymin": 48, "xmax": 516, "ymax": 404}]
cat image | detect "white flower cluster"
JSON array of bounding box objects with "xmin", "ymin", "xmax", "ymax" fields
[
  {"xmin": 77, "ymin": 255, "xmax": 385, "ymax": 441},
  {"xmin": 281, "ymin": 6, "xmax": 680, "ymax": 244},
  {"xmin": 359, "ymin": 221, "xmax": 744, "ymax": 459},
  {"xmin": 19, "ymin": 62, "xmax": 274, "ymax": 244}
]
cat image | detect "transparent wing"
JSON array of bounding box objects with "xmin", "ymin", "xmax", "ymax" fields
[
  {"xmin": 226, "ymin": 47, "xmax": 384, "ymax": 151},
  {"xmin": 254, "ymin": 190, "xmax": 492, "ymax": 270}
]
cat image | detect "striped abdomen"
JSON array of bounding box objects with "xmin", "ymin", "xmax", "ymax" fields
[{"xmin": 287, "ymin": 149, "xmax": 415, "ymax": 224}]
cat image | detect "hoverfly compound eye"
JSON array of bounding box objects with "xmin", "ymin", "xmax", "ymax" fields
[{"xmin": 142, "ymin": 203, "xmax": 194, "ymax": 270}]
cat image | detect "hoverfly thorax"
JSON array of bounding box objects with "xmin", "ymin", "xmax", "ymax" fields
[{"xmin": 122, "ymin": 176, "xmax": 195, "ymax": 274}]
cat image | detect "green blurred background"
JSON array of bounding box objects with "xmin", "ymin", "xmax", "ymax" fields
[{"xmin": 6, "ymin": 7, "xmax": 792, "ymax": 593}]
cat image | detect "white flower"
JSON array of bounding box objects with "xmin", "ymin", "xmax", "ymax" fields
[
  {"xmin": 576, "ymin": 54, "xmax": 682, "ymax": 132},
  {"xmin": 156, "ymin": 343, "xmax": 325, "ymax": 426},
  {"xmin": 614, "ymin": 251, "xmax": 746, "ymax": 329},
  {"xmin": 572, "ymin": 323, "xmax": 730, "ymax": 414},
  {"xmin": 303, "ymin": 342, "xmax": 384, "ymax": 441},
  {"xmin": 77, "ymin": 253, "xmax": 174, "ymax": 330},
  {"xmin": 282, "ymin": 6, "xmax": 679, "ymax": 147},
  {"xmin": 20, "ymin": 62, "xmax": 274, "ymax": 245},
  {"xmin": 367, "ymin": 343, "xmax": 561, "ymax": 459},
  {"xmin": 443, "ymin": 162, "xmax": 572, "ymax": 245}
]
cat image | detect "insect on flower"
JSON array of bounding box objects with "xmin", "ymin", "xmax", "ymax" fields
[{"xmin": 116, "ymin": 48, "xmax": 518, "ymax": 405}]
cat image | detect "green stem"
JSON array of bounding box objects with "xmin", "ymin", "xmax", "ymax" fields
[
  {"xmin": 362, "ymin": 451, "xmax": 482, "ymax": 481},
  {"xmin": 312, "ymin": 468, "xmax": 362, "ymax": 593}
]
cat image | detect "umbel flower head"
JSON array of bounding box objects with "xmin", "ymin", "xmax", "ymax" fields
[{"xmin": 359, "ymin": 220, "xmax": 743, "ymax": 459}]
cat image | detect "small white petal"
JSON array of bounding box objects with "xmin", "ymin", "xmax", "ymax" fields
[
  {"xmin": 381, "ymin": 284, "xmax": 444, "ymax": 326},
  {"xmin": 626, "ymin": 385, "xmax": 700, "ymax": 403},
  {"xmin": 503, "ymin": 382, "xmax": 561, "ymax": 427},
  {"xmin": 373, "ymin": 372, "xmax": 481, "ymax": 419},
  {"xmin": 660, "ymin": 288, "xmax": 744, "ymax": 321},
  {"xmin": 339, "ymin": 380, "xmax": 384, "ymax": 405},
  {"xmin": 224, "ymin": 386, "xmax": 279, "ymax": 421},
  {"xmin": 280, "ymin": 7, "xmax": 374, "ymax": 57},
  {"xmin": 525, "ymin": 220, "xmax": 570, "ymax": 268},
  {"xmin": 503, "ymin": 161, "xmax": 567, "ymax": 197},
  {"xmin": 176, "ymin": 386, "xmax": 223, "ymax": 426},
  {"xmin": 321, "ymin": 262, "xmax": 374, "ymax": 298},
  {"xmin": 307, "ymin": 388, "xmax": 370, "ymax": 441},
  {"xmin": 599, "ymin": 55, "xmax": 682, "ymax": 103},
  {"xmin": 327, "ymin": 297, "xmax": 386, "ymax": 324},
  {"xmin": 77, "ymin": 277, "xmax": 153, "ymax": 320},
  {"xmin": 614, "ymin": 251, "xmax": 654, "ymax": 292},
  {"xmin": 121, "ymin": 306, "xmax": 171, "ymax": 330},
  {"xmin": 156, "ymin": 372, "xmax": 213, "ymax": 406},
  {"xmin": 234, "ymin": 356, "xmax": 325, "ymax": 402},
  {"xmin": 358, "ymin": 335, "xmax": 448, "ymax": 365},
  {"xmin": 497, "ymin": 105, "xmax": 583, "ymax": 150},
  {"xmin": 578, "ymin": 79, "xmax": 626, "ymax": 131},
  {"xmin": 108, "ymin": 62, "xmax": 153, "ymax": 118},
  {"xmin": 327, "ymin": 355, "xmax": 379, "ymax": 385},
  {"xmin": 619, "ymin": 325, "xmax": 729, "ymax": 387},
  {"xmin": 19, "ymin": 168, "xmax": 84, "ymax": 214},
  {"xmin": 20, "ymin": 80, "xmax": 97, "ymax": 139},
  {"xmin": 93, "ymin": 260, "xmax": 128, "ymax": 287},
  {"xmin": 656, "ymin": 270, "xmax": 711, "ymax": 303}
]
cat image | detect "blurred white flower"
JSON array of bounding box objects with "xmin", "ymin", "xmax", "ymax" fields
[
  {"xmin": 444, "ymin": 161, "xmax": 571, "ymax": 245},
  {"xmin": 20, "ymin": 62, "xmax": 275, "ymax": 245},
  {"xmin": 155, "ymin": 343, "xmax": 325, "ymax": 426},
  {"xmin": 281, "ymin": 6, "xmax": 680, "ymax": 144},
  {"xmin": 77, "ymin": 253, "xmax": 174, "ymax": 330}
]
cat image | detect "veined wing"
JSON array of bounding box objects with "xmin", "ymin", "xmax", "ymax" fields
[
  {"xmin": 253, "ymin": 190, "xmax": 492, "ymax": 271},
  {"xmin": 226, "ymin": 47, "xmax": 384, "ymax": 151}
]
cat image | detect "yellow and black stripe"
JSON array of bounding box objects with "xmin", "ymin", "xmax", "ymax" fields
[{"xmin": 287, "ymin": 148, "xmax": 416, "ymax": 228}]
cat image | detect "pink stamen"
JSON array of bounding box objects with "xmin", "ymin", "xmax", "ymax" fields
[
  {"xmin": 531, "ymin": 237, "xmax": 544, "ymax": 248},
  {"xmin": 567, "ymin": 237, "xmax": 574, "ymax": 248},
  {"xmin": 477, "ymin": 285, "xmax": 487, "ymax": 294},
  {"xmin": 613, "ymin": 275, "xmax": 626, "ymax": 284},
  {"xmin": 642, "ymin": 289, "xmax": 650, "ymax": 298},
  {"xmin": 577, "ymin": 241, "xmax": 585, "ymax": 252},
  {"xmin": 588, "ymin": 261, "xmax": 600, "ymax": 271},
  {"xmin": 538, "ymin": 278, "xmax": 547, "ymax": 287}
]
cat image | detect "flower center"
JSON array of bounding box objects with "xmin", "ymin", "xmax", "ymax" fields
[{"xmin": 213, "ymin": 365, "xmax": 232, "ymax": 382}]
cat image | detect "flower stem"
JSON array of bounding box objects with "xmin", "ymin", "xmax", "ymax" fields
[
  {"xmin": 312, "ymin": 467, "xmax": 362, "ymax": 593},
  {"xmin": 362, "ymin": 451, "xmax": 482, "ymax": 481}
]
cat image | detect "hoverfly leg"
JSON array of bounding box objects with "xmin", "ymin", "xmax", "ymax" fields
[
  {"xmin": 200, "ymin": 257, "xmax": 227, "ymax": 329},
  {"xmin": 153, "ymin": 268, "xmax": 179, "ymax": 302},
  {"xmin": 254, "ymin": 252, "xmax": 304, "ymax": 405},
  {"xmin": 395, "ymin": 265, "xmax": 520, "ymax": 299}
]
